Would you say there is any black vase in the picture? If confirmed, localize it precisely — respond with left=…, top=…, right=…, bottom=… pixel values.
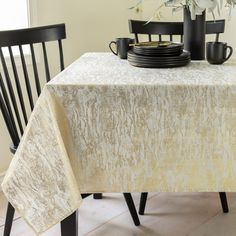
left=184, top=7, right=206, bottom=60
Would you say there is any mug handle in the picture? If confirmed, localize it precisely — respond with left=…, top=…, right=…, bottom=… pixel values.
left=109, top=41, right=118, bottom=55
left=225, top=46, right=233, bottom=62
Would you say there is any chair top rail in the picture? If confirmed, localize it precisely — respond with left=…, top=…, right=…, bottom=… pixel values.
left=206, top=20, right=225, bottom=34
left=0, top=23, right=66, bottom=47
left=129, top=19, right=225, bottom=36
left=129, top=20, right=183, bottom=35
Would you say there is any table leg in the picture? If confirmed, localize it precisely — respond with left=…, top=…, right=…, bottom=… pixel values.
left=123, top=193, right=140, bottom=226
left=93, top=193, right=103, bottom=199
left=219, top=192, right=229, bottom=213
left=139, top=192, right=148, bottom=215
left=61, top=210, right=78, bottom=236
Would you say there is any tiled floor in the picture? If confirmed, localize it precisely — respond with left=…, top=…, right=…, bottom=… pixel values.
left=1, top=192, right=236, bottom=236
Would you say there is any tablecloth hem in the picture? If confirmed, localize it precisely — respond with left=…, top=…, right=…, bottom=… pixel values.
left=2, top=193, right=82, bottom=235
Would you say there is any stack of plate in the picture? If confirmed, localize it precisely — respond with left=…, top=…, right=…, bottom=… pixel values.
left=128, top=41, right=191, bottom=68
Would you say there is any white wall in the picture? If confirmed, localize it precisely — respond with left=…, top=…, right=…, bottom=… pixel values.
left=34, top=0, right=140, bottom=65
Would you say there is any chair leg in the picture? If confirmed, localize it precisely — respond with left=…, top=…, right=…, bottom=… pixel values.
left=61, top=210, right=78, bottom=236
left=93, top=193, right=103, bottom=199
left=139, top=192, right=148, bottom=215
left=219, top=192, right=229, bottom=213
left=123, top=193, right=140, bottom=226
left=3, top=202, right=15, bottom=236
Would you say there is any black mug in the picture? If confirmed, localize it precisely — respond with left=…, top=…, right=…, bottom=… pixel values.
left=206, top=42, right=233, bottom=65
left=109, top=38, right=134, bottom=59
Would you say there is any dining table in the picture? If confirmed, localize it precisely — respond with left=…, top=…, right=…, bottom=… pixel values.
left=2, top=52, right=236, bottom=235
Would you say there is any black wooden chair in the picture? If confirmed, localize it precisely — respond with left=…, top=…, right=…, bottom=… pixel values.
left=129, top=19, right=225, bottom=43
left=0, top=24, right=140, bottom=236
left=0, top=23, right=66, bottom=236
left=129, top=19, right=229, bottom=216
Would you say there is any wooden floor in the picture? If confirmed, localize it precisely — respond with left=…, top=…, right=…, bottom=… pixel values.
left=1, top=192, right=236, bottom=235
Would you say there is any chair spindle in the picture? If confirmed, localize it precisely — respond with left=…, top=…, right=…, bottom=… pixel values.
left=0, top=76, right=21, bottom=141
left=8, top=46, right=28, bottom=126
left=0, top=48, right=23, bottom=135
left=30, top=44, right=41, bottom=97
left=42, top=42, right=51, bottom=82
left=135, top=33, right=139, bottom=43
left=0, top=91, right=19, bottom=146
left=58, top=40, right=65, bottom=71
left=19, top=45, right=34, bottom=111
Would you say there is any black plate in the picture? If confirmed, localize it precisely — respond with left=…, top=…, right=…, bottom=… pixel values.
left=128, top=60, right=190, bottom=68
left=128, top=59, right=190, bottom=66
left=133, top=42, right=184, bottom=57
left=128, top=54, right=190, bottom=62
left=128, top=50, right=190, bottom=62
left=133, top=51, right=183, bottom=57
left=128, top=49, right=191, bottom=68
left=129, top=60, right=190, bottom=68
left=128, top=55, right=190, bottom=62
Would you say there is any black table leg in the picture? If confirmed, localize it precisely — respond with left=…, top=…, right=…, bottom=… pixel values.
left=93, top=193, right=103, bottom=199
left=219, top=192, right=229, bottom=213
left=123, top=193, right=140, bottom=226
left=139, top=192, right=148, bottom=215
left=61, top=210, right=78, bottom=236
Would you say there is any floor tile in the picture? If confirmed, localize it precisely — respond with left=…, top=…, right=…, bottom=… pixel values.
left=0, top=217, right=61, bottom=236
left=78, top=192, right=157, bottom=236
left=0, top=193, right=157, bottom=236
left=189, top=199, right=236, bottom=236
left=0, top=218, right=32, bottom=236
left=86, top=193, right=229, bottom=236
left=0, top=192, right=235, bottom=236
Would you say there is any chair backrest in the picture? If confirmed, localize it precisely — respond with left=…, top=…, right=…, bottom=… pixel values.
left=129, top=19, right=225, bottom=43
left=0, top=23, right=66, bottom=148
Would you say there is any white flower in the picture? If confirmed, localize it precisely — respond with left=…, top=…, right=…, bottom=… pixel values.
left=189, top=0, right=218, bottom=19
left=140, top=0, right=236, bottom=19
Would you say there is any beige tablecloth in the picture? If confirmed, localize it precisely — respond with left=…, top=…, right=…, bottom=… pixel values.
left=3, top=53, right=236, bottom=234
